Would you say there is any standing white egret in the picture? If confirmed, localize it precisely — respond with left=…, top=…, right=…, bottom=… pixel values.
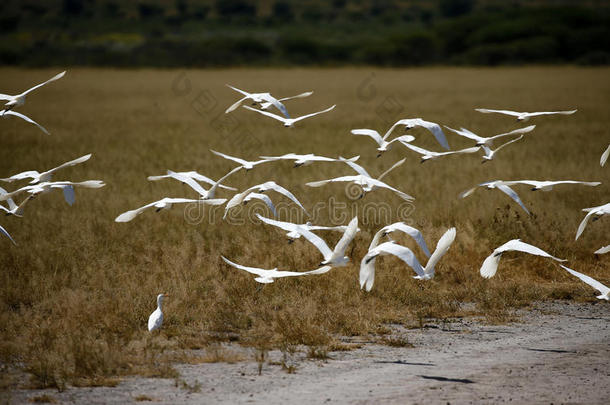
left=148, top=171, right=236, bottom=191
left=0, top=71, right=66, bottom=110
left=360, top=227, right=456, bottom=291
left=148, top=294, right=168, bottom=332
left=225, top=85, right=289, bottom=117
left=459, top=180, right=530, bottom=215
left=210, top=150, right=272, bottom=171
left=221, top=256, right=331, bottom=284
left=475, top=108, right=577, bottom=122
left=259, top=153, right=359, bottom=167
left=306, top=158, right=414, bottom=201
left=0, top=224, right=16, bottom=245
left=600, top=144, right=610, bottom=167
left=224, top=181, right=308, bottom=219
left=560, top=265, right=609, bottom=300
left=479, top=239, right=566, bottom=279
left=1, top=153, right=92, bottom=184
left=575, top=202, right=610, bottom=240
left=243, top=104, right=335, bottom=127
left=256, top=213, right=355, bottom=243
left=1, top=110, right=49, bottom=135
left=444, top=125, right=535, bottom=147
left=115, top=197, right=226, bottom=223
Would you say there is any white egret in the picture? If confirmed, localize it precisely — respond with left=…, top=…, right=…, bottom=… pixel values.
left=1, top=110, right=49, bottom=135
left=259, top=153, right=359, bottom=168
left=115, top=197, right=226, bottom=223
left=225, top=85, right=289, bottom=117
left=479, top=239, right=566, bottom=279
left=256, top=213, right=355, bottom=243
left=242, top=104, right=335, bottom=127
left=601, top=144, right=610, bottom=167
left=575, top=202, right=610, bottom=240
left=350, top=125, right=416, bottom=157
left=156, top=167, right=240, bottom=200
left=224, top=181, right=308, bottom=219
left=398, top=140, right=481, bottom=163
left=148, top=293, right=168, bottom=332
left=306, top=158, right=414, bottom=201
left=459, top=180, right=530, bottom=215
left=148, top=171, right=236, bottom=191
left=221, top=256, right=331, bottom=284
left=360, top=227, right=456, bottom=291
left=475, top=108, right=577, bottom=122
left=444, top=125, right=535, bottom=147
left=0, top=224, right=16, bottom=245
left=0, top=71, right=66, bottom=110
left=242, top=192, right=277, bottom=217
left=560, top=265, right=609, bottom=300
left=1, top=153, right=92, bottom=184
left=0, top=180, right=105, bottom=203
left=210, top=150, right=272, bottom=171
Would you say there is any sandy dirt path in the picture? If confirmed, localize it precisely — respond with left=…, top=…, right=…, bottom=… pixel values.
left=6, top=301, right=609, bottom=404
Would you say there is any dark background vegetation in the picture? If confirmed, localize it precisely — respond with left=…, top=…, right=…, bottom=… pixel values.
left=0, top=0, right=609, bottom=67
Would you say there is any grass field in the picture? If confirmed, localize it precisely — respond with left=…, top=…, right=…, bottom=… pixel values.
left=0, top=67, right=608, bottom=389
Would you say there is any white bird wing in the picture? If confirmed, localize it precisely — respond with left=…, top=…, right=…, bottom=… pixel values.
left=475, top=108, right=521, bottom=117
left=278, top=91, right=314, bottom=102
left=292, top=105, right=336, bottom=123
left=525, top=110, right=577, bottom=117
left=20, top=71, right=66, bottom=97
left=576, top=209, right=597, bottom=240
left=561, top=265, right=610, bottom=297
left=42, top=153, right=92, bottom=179
left=0, top=93, right=13, bottom=101
left=398, top=118, right=449, bottom=150
left=305, top=175, right=361, bottom=188
left=377, top=158, right=406, bottom=182
left=210, top=150, right=248, bottom=166
left=398, top=140, right=435, bottom=157
left=243, top=105, right=287, bottom=123
left=3, top=111, right=49, bottom=134
left=208, top=166, right=242, bottom=198
left=62, top=185, right=75, bottom=206
left=256, top=213, right=302, bottom=234
left=499, top=239, right=566, bottom=261
left=488, top=125, right=536, bottom=142
left=297, top=227, right=334, bottom=260
left=222, top=255, right=271, bottom=277
left=13, top=194, right=34, bottom=216
left=340, top=157, right=371, bottom=177
left=0, top=224, right=16, bottom=245
left=115, top=200, right=162, bottom=222
left=601, top=144, right=610, bottom=167
left=435, top=146, right=481, bottom=158
left=330, top=216, right=359, bottom=260
left=245, top=193, right=277, bottom=217
left=423, top=227, right=456, bottom=277
left=491, top=134, right=524, bottom=153
left=479, top=251, right=502, bottom=279
left=166, top=170, right=210, bottom=197
left=115, top=198, right=219, bottom=222
left=258, top=181, right=308, bottom=215
left=225, top=95, right=249, bottom=113
left=0, top=187, right=16, bottom=211
left=364, top=177, right=414, bottom=201
left=444, top=125, right=484, bottom=142
left=594, top=245, right=610, bottom=255
left=260, top=94, right=290, bottom=118
left=386, top=222, right=431, bottom=257
left=0, top=170, right=41, bottom=183
left=351, top=129, right=384, bottom=147
left=496, top=184, right=531, bottom=215
left=373, top=242, right=425, bottom=278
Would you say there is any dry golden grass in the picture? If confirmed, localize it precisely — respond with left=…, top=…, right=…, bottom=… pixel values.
left=0, top=67, right=608, bottom=389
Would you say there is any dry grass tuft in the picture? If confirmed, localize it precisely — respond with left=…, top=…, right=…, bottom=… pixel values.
left=0, top=67, right=608, bottom=387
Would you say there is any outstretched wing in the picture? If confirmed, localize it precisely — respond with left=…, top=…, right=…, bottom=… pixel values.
left=21, top=71, right=66, bottom=97
left=496, top=184, right=530, bottom=215
left=561, top=265, right=610, bottom=297
left=423, top=227, right=456, bottom=277
left=292, top=105, right=336, bottom=123
left=351, top=129, right=384, bottom=147
left=0, top=224, right=16, bottom=245
left=377, top=158, right=406, bottom=181
left=243, top=105, right=287, bottom=123
left=210, top=150, right=247, bottom=166
left=331, top=216, right=359, bottom=259
left=601, top=144, right=610, bottom=167
left=475, top=108, right=521, bottom=117
left=259, top=182, right=308, bottom=215
left=3, top=111, right=49, bottom=135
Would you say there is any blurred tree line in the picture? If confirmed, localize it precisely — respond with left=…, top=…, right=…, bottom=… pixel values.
left=0, top=0, right=608, bottom=67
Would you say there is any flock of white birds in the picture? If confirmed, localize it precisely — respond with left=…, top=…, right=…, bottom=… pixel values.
left=0, top=72, right=608, bottom=333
